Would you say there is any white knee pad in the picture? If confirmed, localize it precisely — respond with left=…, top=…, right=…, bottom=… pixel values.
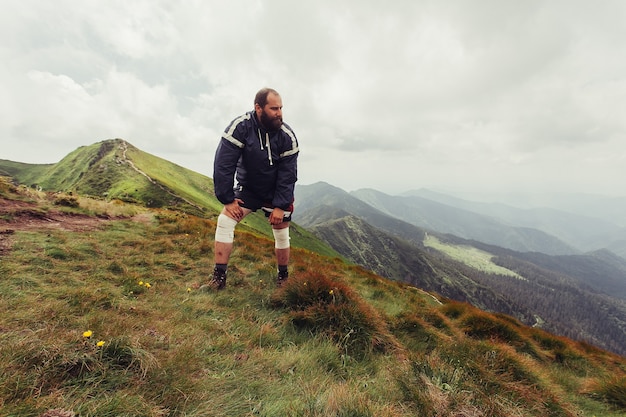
left=272, top=226, right=290, bottom=249
left=215, top=213, right=238, bottom=243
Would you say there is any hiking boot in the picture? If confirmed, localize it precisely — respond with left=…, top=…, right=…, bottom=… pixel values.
left=277, top=270, right=289, bottom=287
left=201, top=267, right=227, bottom=291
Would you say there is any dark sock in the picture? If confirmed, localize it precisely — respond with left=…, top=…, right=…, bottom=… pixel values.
left=278, top=265, right=288, bottom=276
left=215, top=264, right=227, bottom=273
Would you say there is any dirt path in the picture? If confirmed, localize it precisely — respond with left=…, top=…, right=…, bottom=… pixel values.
left=0, top=197, right=125, bottom=256
left=118, top=140, right=203, bottom=212
left=1, top=198, right=111, bottom=232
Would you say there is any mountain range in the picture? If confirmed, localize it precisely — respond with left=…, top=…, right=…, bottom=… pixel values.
left=293, top=182, right=626, bottom=355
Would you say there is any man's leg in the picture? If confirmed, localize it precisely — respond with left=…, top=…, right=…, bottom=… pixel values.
left=214, top=241, right=233, bottom=265
left=208, top=207, right=251, bottom=290
left=272, top=221, right=290, bottom=285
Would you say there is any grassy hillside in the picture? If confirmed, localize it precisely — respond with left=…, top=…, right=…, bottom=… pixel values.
left=2, top=179, right=626, bottom=417
left=20, top=139, right=219, bottom=215
left=0, top=159, right=53, bottom=186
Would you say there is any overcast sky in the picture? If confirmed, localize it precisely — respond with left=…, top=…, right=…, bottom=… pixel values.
left=2, top=1, right=625, bottom=198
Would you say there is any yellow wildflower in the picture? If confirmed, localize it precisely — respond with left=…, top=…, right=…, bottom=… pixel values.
left=329, top=290, right=334, bottom=295
left=83, top=330, right=93, bottom=338
left=138, top=281, right=144, bottom=286
left=145, top=282, right=151, bottom=288
left=187, top=287, right=191, bottom=293
left=97, top=340, right=106, bottom=347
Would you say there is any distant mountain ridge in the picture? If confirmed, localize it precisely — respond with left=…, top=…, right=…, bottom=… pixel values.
left=351, top=187, right=577, bottom=256
left=406, top=188, right=626, bottom=227
left=296, top=182, right=427, bottom=247
left=404, top=188, right=626, bottom=258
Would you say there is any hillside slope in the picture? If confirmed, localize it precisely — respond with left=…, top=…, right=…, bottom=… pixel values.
left=309, top=214, right=533, bottom=318
left=297, top=182, right=626, bottom=356
left=14, top=139, right=220, bottom=215
left=1, top=178, right=626, bottom=417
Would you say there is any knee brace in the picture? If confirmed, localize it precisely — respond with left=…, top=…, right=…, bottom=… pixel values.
left=272, top=226, right=290, bottom=249
left=215, top=213, right=238, bottom=243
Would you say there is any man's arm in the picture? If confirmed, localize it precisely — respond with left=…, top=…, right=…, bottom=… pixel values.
left=272, top=152, right=298, bottom=210
left=272, top=126, right=299, bottom=210
left=213, top=138, right=242, bottom=205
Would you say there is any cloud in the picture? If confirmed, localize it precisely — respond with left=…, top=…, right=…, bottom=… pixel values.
left=1, top=0, right=626, bottom=197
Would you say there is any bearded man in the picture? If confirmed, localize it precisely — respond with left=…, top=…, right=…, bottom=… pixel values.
left=208, top=88, right=299, bottom=290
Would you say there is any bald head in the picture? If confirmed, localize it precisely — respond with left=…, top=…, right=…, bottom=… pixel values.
left=254, top=87, right=280, bottom=108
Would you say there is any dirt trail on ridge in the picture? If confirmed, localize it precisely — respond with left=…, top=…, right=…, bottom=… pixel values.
left=0, top=197, right=150, bottom=256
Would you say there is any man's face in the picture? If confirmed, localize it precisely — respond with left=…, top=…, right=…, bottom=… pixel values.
left=257, top=93, right=283, bottom=131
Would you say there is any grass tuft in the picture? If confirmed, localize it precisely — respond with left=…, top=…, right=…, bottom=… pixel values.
left=461, top=310, right=523, bottom=344
left=271, top=272, right=398, bottom=359
left=594, top=376, right=626, bottom=408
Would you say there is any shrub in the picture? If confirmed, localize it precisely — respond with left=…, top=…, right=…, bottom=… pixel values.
left=422, top=310, right=451, bottom=332
left=391, top=313, right=439, bottom=352
left=54, top=194, right=79, bottom=208
left=271, top=272, right=397, bottom=358
left=531, top=329, right=567, bottom=351
left=439, top=301, right=469, bottom=319
left=461, top=311, right=522, bottom=344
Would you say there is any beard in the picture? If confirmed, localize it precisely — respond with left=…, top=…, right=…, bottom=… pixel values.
left=260, top=110, right=283, bottom=131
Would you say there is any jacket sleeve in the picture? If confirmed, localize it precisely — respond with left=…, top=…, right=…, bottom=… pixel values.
left=272, top=128, right=299, bottom=209
left=213, top=136, right=243, bottom=205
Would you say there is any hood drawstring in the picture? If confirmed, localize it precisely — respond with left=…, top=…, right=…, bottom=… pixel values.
left=257, top=129, right=274, bottom=166
left=266, top=133, right=273, bottom=166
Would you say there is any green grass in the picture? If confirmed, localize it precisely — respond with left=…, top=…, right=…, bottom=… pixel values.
left=37, top=142, right=111, bottom=192
left=0, top=159, right=53, bottom=186
left=2, top=185, right=626, bottom=416
left=126, top=145, right=222, bottom=213
left=424, top=234, right=524, bottom=278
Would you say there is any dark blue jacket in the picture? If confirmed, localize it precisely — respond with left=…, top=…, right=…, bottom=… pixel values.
left=213, top=111, right=299, bottom=210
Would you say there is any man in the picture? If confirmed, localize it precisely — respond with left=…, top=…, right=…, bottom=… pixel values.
left=208, top=87, right=299, bottom=290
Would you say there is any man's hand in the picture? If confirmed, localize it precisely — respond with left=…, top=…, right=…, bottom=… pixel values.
left=225, top=199, right=245, bottom=221
left=269, top=207, right=285, bottom=225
